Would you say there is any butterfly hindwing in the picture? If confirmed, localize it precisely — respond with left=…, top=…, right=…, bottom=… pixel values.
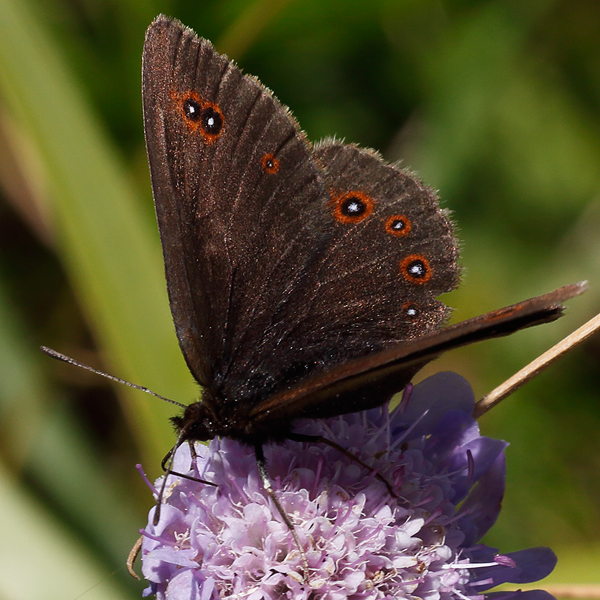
left=310, top=142, right=459, bottom=342
left=243, top=141, right=462, bottom=403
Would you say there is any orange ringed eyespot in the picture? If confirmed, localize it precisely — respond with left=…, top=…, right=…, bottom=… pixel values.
left=385, top=215, right=411, bottom=237
left=400, top=255, right=432, bottom=284
left=173, top=90, right=225, bottom=143
left=183, top=96, right=202, bottom=121
left=200, top=104, right=223, bottom=137
left=261, top=153, right=280, bottom=174
left=402, top=302, right=419, bottom=318
left=331, top=190, right=375, bottom=224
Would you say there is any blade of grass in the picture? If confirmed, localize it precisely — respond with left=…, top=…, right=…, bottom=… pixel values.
left=0, top=462, right=139, bottom=600
left=0, top=0, right=197, bottom=468
left=0, top=273, right=146, bottom=573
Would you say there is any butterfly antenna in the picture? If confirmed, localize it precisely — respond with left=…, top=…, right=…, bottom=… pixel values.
left=254, top=444, right=310, bottom=581
left=40, top=346, right=186, bottom=408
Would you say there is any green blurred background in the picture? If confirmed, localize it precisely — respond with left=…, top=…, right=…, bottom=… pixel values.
left=0, top=0, right=599, bottom=598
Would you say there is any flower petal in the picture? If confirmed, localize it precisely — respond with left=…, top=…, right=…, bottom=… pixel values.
left=469, top=547, right=557, bottom=588
left=392, top=371, right=475, bottom=436
left=459, top=451, right=506, bottom=544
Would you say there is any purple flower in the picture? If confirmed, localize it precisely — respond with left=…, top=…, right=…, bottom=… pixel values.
left=139, top=372, right=556, bottom=600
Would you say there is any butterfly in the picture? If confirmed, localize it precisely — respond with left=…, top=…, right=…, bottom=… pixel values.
left=141, top=15, right=584, bottom=456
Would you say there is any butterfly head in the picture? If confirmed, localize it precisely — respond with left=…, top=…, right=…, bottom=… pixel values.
left=171, top=394, right=294, bottom=446
left=171, top=401, right=215, bottom=443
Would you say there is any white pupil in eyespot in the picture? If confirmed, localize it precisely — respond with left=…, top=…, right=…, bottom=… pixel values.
left=347, top=202, right=360, bottom=213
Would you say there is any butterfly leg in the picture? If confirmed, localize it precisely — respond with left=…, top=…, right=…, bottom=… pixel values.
left=154, top=441, right=217, bottom=525
left=159, top=443, right=217, bottom=485
left=254, top=444, right=310, bottom=580
left=287, top=432, right=398, bottom=498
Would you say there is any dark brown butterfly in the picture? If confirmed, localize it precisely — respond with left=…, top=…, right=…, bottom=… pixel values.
left=141, top=15, right=584, bottom=456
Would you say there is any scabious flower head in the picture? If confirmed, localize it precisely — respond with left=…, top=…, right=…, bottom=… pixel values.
left=139, top=372, right=557, bottom=600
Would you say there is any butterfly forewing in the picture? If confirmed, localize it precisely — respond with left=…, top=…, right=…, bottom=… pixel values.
left=143, top=17, right=330, bottom=403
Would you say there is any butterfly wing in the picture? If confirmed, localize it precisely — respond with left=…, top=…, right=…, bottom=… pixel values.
left=143, top=16, right=329, bottom=396
left=308, top=141, right=459, bottom=342
left=144, top=17, right=581, bottom=440
left=250, top=282, right=587, bottom=423
left=143, top=17, right=462, bottom=417
left=228, top=141, right=461, bottom=404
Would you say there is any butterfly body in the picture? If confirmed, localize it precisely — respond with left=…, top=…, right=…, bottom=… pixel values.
left=142, top=15, right=584, bottom=449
